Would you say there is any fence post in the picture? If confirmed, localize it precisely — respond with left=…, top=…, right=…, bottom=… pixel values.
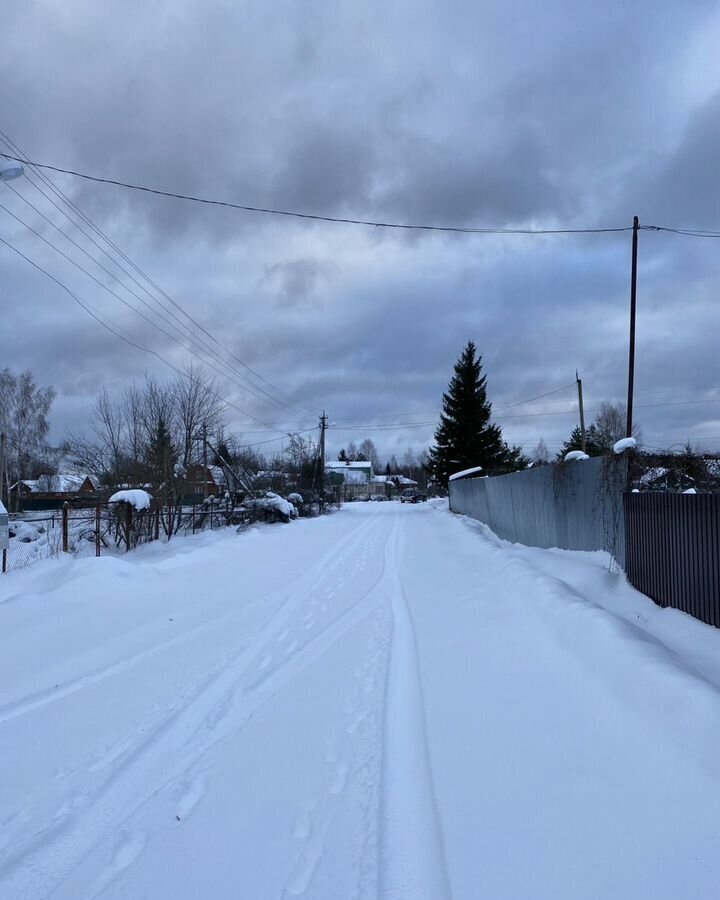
left=154, top=505, right=160, bottom=541
left=2, top=548, right=6, bottom=574
left=62, top=502, right=69, bottom=553
left=125, top=502, right=132, bottom=552
left=95, top=504, right=101, bottom=557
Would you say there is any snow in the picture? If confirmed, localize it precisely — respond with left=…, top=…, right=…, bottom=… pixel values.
left=108, top=489, right=152, bottom=510
left=2, top=503, right=720, bottom=899
left=564, top=450, right=590, bottom=461
left=613, top=436, right=637, bottom=454
left=448, top=465, right=483, bottom=481
left=287, top=492, right=304, bottom=504
left=683, top=487, right=698, bottom=494
left=326, top=461, right=373, bottom=470
left=244, top=491, right=297, bottom=518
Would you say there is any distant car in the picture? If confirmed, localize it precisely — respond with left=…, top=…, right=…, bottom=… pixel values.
left=400, top=488, right=427, bottom=503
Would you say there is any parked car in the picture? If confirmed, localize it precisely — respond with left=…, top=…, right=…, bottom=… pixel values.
left=400, top=488, right=427, bottom=503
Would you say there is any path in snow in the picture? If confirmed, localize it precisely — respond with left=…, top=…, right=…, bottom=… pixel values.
left=2, top=502, right=720, bottom=899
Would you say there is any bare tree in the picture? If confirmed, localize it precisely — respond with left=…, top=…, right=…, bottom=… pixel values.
left=174, top=365, right=223, bottom=467
left=358, top=438, right=380, bottom=472
left=594, top=402, right=641, bottom=450
left=532, top=438, right=550, bottom=465
left=0, top=368, right=56, bottom=505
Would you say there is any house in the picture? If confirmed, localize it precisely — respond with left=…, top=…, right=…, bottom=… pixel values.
left=10, top=473, right=101, bottom=510
left=183, top=463, right=227, bottom=500
left=325, top=460, right=374, bottom=500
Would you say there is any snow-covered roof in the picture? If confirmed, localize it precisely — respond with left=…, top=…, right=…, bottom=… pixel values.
left=12, top=474, right=97, bottom=493
left=326, top=461, right=372, bottom=470
left=449, top=466, right=484, bottom=482
left=395, top=476, right=418, bottom=485
left=208, top=465, right=226, bottom=485
left=109, top=489, right=152, bottom=510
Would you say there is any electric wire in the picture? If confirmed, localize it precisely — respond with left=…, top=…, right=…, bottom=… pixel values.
left=0, top=230, right=305, bottom=430
left=0, top=152, right=633, bottom=235
left=2, top=181, right=314, bottom=420
left=0, top=132, right=318, bottom=419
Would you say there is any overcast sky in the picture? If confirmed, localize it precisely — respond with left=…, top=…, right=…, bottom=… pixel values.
left=2, top=0, right=720, bottom=462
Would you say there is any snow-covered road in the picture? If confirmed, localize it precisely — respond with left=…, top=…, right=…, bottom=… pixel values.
left=2, top=502, right=720, bottom=899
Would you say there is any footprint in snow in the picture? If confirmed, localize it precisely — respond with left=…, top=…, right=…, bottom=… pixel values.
left=328, top=761, right=349, bottom=795
left=176, top=774, right=207, bottom=821
left=89, top=830, right=146, bottom=897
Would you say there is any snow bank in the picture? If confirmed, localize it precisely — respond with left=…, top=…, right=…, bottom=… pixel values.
left=613, top=437, right=637, bottom=454
left=109, top=489, right=152, bottom=510
left=449, top=466, right=483, bottom=482
left=564, top=450, right=589, bottom=461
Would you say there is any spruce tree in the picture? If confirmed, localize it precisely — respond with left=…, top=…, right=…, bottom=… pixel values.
left=557, top=424, right=604, bottom=459
left=146, top=415, right=178, bottom=487
left=429, top=341, right=522, bottom=487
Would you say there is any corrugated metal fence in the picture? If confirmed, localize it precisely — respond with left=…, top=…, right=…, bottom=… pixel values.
left=449, top=456, right=627, bottom=564
left=450, top=460, right=720, bottom=627
left=624, top=492, right=720, bottom=627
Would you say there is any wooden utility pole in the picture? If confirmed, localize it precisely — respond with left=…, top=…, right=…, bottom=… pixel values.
left=576, top=371, right=587, bottom=454
left=0, top=432, right=6, bottom=510
left=626, top=216, right=640, bottom=438
left=319, top=411, right=328, bottom=506
left=202, top=423, right=208, bottom=499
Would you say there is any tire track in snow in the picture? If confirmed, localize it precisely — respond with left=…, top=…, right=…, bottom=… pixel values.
left=0, top=513, right=390, bottom=900
left=378, top=512, right=452, bottom=900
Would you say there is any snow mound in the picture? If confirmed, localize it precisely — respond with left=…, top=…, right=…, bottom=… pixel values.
left=613, top=437, right=637, bottom=454
left=683, top=488, right=698, bottom=494
left=564, top=450, right=590, bottom=461
left=449, top=466, right=484, bottom=482
left=244, top=492, right=297, bottom=519
left=288, top=492, right=304, bottom=505
left=109, top=489, right=152, bottom=510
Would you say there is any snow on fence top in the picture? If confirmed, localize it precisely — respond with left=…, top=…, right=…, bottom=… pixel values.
left=613, top=437, right=637, bottom=454
left=449, top=466, right=484, bottom=482
left=564, top=450, right=590, bottom=461
left=108, top=489, right=152, bottom=510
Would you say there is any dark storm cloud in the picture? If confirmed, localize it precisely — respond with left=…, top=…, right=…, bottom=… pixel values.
left=2, top=0, right=720, bottom=457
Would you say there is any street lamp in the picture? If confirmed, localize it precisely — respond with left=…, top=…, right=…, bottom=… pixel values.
left=0, top=159, right=24, bottom=181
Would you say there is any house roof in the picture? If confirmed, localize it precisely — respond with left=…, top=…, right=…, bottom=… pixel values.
left=11, top=474, right=98, bottom=493
left=326, top=461, right=372, bottom=470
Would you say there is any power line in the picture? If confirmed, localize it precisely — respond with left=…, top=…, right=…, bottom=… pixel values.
left=0, top=230, right=302, bottom=430
left=493, top=382, right=577, bottom=411
left=641, top=225, right=720, bottom=238
left=2, top=182, right=313, bottom=420
left=0, top=152, right=633, bottom=236
left=0, top=131, right=318, bottom=420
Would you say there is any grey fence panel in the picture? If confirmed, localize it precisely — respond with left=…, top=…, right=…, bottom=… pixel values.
left=624, top=492, right=720, bottom=627
left=449, top=456, right=627, bottom=562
